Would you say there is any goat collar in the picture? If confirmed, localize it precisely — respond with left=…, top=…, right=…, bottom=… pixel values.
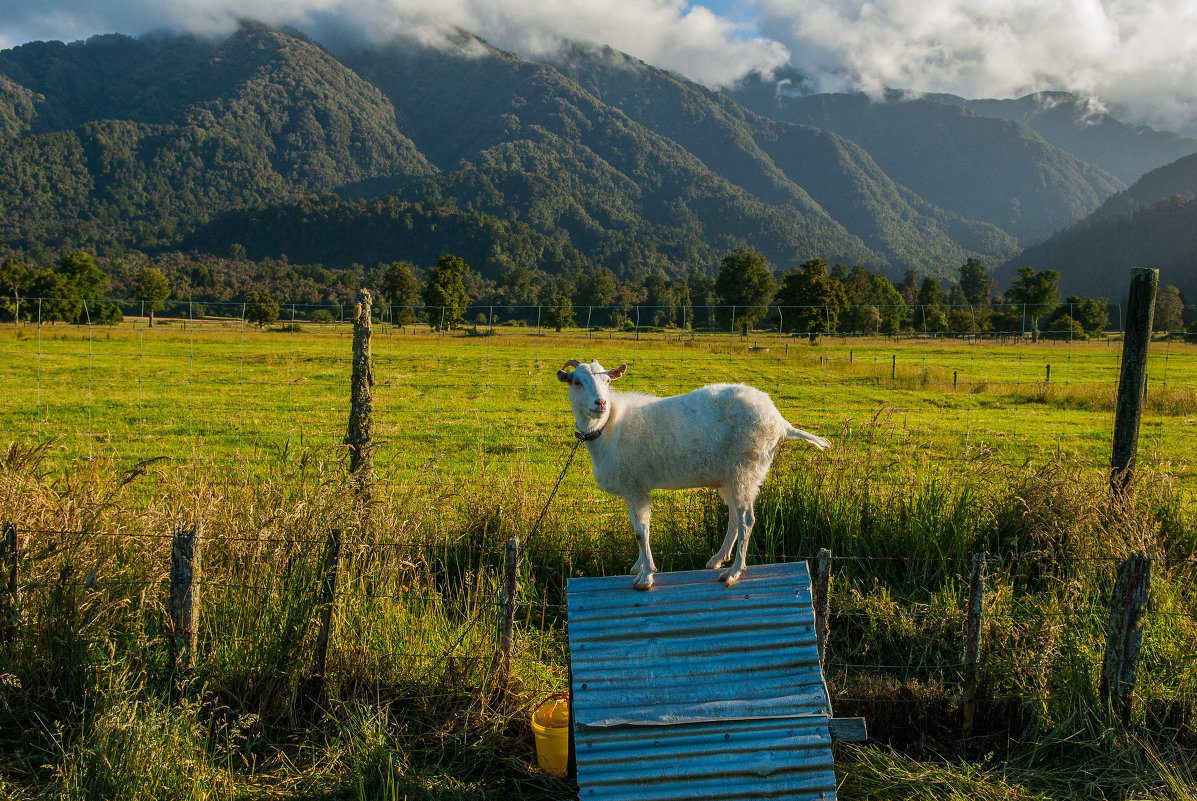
left=574, top=425, right=604, bottom=442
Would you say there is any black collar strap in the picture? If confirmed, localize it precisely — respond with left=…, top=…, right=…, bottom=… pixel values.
left=575, top=426, right=604, bottom=442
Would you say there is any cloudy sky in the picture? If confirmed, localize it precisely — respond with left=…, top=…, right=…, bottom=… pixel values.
left=2, top=0, right=1195, bottom=135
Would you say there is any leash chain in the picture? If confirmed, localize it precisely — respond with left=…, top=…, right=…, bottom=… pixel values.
left=528, top=437, right=584, bottom=539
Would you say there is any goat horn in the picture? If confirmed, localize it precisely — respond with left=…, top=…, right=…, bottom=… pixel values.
left=562, top=359, right=583, bottom=370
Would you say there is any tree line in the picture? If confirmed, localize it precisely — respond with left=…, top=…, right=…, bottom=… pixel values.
left=0, top=247, right=1191, bottom=337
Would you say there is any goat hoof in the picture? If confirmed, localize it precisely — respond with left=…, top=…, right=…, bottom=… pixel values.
left=705, top=555, right=728, bottom=569
left=629, top=559, right=644, bottom=577
left=718, top=567, right=743, bottom=586
left=632, top=572, right=655, bottom=590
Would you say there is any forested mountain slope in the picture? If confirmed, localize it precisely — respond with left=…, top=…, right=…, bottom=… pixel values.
left=729, top=76, right=1125, bottom=244
left=1001, top=152, right=1197, bottom=298
left=2, top=23, right=1187, bottom=288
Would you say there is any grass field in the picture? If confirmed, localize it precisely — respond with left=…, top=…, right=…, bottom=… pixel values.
left=3, top=316, right=1195, bottom=489
left=1, top=313, right=1197, bottom=799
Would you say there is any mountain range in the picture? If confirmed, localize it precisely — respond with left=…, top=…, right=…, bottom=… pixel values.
left=0, top=22, right=1195, bottom=298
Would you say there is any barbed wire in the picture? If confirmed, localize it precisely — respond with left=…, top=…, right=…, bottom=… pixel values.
left=13, top=525, right=1197, bottom=568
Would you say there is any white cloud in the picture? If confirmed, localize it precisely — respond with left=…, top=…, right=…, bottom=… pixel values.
left=0, top=0, right=790, bottom=87
left=754, top=0, right=1197, bottom=134
left=1, top=0, right=1194, bottom=134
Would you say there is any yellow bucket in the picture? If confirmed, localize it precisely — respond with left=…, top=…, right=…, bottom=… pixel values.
left=531, top=692, right=570, bottom=777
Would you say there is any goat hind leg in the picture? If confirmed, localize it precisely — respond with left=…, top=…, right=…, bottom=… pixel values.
left=706, top=490, right=738, bottom=570
left=719, top=505, right=756, bottom=587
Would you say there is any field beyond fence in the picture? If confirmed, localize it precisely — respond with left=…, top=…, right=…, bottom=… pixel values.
left=1, top=300, right=1197, bottom=799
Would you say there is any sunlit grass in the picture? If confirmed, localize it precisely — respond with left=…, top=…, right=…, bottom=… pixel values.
left=1, top=319, right=1197, bottom=798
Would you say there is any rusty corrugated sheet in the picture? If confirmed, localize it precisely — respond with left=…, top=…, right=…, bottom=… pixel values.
left=568, top=561, right=837, bottom=801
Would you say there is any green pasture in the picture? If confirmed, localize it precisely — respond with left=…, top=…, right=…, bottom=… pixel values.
left=3, top=318, right=1197, bottom=799
left=1, top=318, right=1195, bottom=505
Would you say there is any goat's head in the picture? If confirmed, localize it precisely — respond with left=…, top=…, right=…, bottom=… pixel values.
left=557, top=359, right=627, bottom=423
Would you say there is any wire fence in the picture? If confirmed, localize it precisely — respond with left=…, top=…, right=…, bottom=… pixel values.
left=1, top=299, right=1195, bottom=499
left=5, top=519, right=1196, bottom=750
left=2, top=294, right=1196, bottom=748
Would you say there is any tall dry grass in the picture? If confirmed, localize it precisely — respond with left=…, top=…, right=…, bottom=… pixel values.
left=0, top=435, right=1195, bottom=798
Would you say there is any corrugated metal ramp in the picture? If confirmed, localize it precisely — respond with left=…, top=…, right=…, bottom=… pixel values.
left=568, top=561, right=838, bottom=801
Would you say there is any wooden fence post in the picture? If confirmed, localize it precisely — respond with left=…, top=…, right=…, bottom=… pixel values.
left=499, top=538, right=520, bottom=685
left=347, top=289, right=375, bottom=495
left=891, top=354, right=897, bottom=380
left=2, top=523, right=20, bottom=645
left=1100, top=554, right=1152, bottom=725
left=170, top=525, right=202, bottom=673
left=963, top=552, right=986, bottom=737
left=814, top=549, right=831, bottom=668
left=1111, top=268, right=1158, bottom=492
left=311, top=528, right=343, bottom=693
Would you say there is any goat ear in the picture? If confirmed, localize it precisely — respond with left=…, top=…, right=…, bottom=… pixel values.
left=557, top=369, right=573, bottom=384
left=607, top=363, right=627, bottom=380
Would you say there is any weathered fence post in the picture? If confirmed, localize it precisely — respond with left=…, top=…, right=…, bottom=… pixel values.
left=2, top=523, right=20, bottom=645
left=1045, top=364, right=1051, bottom=385
left=1100, top=554, right=1152, bottom=725
left=347, top=289, right=375, bottom=496
left=891, top=354, right=897, bottom=380
left=962, top=552, right=986, bottom=737
left=170, top=524, right=202, bottom=673
left=1110, top=268, right=1158, bottom=492
left=311, top=528, right=343, bottom=695
left=498, top=538, right=521, bottom=686
left=814, top=549, right=831, bottom=668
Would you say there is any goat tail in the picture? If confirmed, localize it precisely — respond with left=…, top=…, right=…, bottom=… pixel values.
left=785, top=425, right=832, bottom=451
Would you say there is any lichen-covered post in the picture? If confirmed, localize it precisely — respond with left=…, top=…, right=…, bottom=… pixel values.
left=2, top=522, right=20, bottom=645
left=347, top=289, right=375, bottom=495
left=963, top=552, right=986, bottom=737
left=313, top=529, right=343, bottom=684
left=498, top=538, right=520, bottom=689
left=1100, top=554, right=1152, bottom=725
left=170, top=524, right=202, bottom=674
left=1111, top=268, right=1158, bottom=492
left=814, top=548, right=831, bottom=668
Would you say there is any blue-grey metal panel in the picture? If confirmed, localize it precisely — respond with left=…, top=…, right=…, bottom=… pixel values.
left=568, top=562, right=837, bottom=801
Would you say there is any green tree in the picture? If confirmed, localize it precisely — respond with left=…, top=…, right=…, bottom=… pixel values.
left=245, top=290, right=280, bottom=329
left=644, top=270, right=677, bottom=327
left=837, top=265, right=908, bottom=333
left=57, top=250, right=108, bottom=303
left=576, top=267, right=617, bottom=309
left=1004, top=267, right=1061, bottom=341
left=422, top=253, right=470, bottom=330
left=1045, top=314, right=1085, bottom=340
left=1053, top=296, right=1109, bottom=334
left=134, top=267, right=170, bottom=328
left=27, top=269, right=79, bottom=324
left=686, top=269, right=717, bottom=331
left=958, top=258, right=995, bottom=305
left=1155, top=285, right=1185, bottom=332
left=716, top=246, right=776, bottom=333
left=897, top=268, right=920, bottom=305
left=915, top=277, right=948, bottom=331
left=0, top=257, right=26, bottom=322
left=380, top=260, right=421, bottom=327
left=543, top=281, right=576, bottom=333
left=775, top=259, right=848, bottom=341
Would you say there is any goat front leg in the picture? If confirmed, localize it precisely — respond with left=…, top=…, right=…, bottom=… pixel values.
left=626, top=496, right=657, bottom=590
left=719, top=505, right=756, bottom=587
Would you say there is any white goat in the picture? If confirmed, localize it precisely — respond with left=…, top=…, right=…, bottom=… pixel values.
left=558, top=359, right=830, bottom=590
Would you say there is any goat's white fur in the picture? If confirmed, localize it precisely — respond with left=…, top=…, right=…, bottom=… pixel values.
left=558, top=359, right=830, bottom=590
